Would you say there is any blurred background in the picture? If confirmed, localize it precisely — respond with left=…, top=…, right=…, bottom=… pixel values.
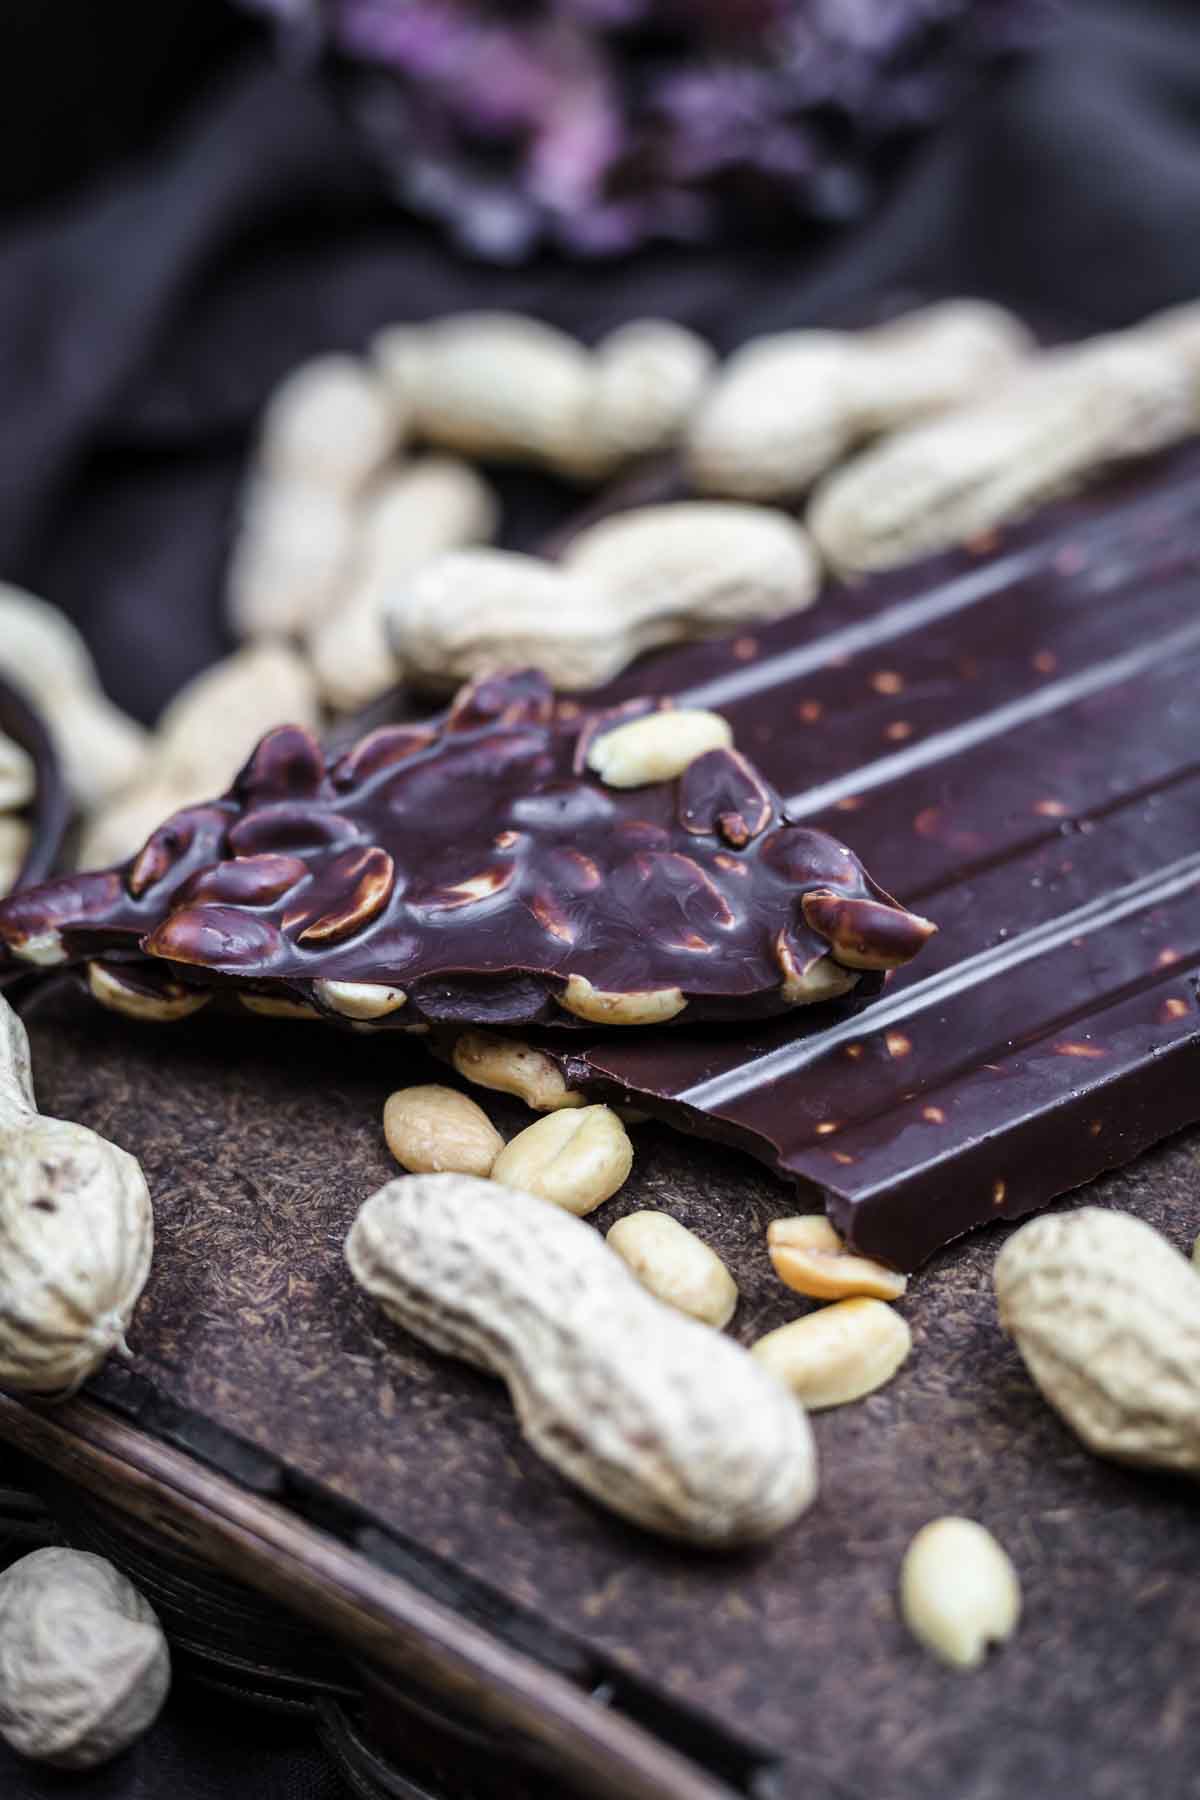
left=3, top=0, right=1200, bottom=1793
left=1, top=0, right=1198, bottom=727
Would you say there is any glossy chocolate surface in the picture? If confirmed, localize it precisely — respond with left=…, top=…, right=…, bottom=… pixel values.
left=536, top=445, right=1200, bottom=1266
left=0, top=669, right=929, bottom=1029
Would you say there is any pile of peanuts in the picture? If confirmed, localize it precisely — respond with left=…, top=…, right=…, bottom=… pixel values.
left=378, top=1037, right=1024, bottom=1670
left=382, top=1034, right=913, bottom=1409
left=4, top=294, right=1199, bottom=888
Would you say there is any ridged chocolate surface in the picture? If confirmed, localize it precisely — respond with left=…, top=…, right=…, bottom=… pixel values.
left=0, top=670, right=930, bottom=1029
left=541, top=446, right=1200, bottom=1267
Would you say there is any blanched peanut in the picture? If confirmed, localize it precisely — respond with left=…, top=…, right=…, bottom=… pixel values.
left=900, top=1517, right=1021, bottom=1670
left=586, top=709, right=732, bottom=789
left=451, top=1031, right=584, bottom=1111
left=490, top=1105, right=632, bottom=1215
left=751, top=1297, right=911, bottom=1409
left=383, top=1086, right=504, bottom=1178
left=767, top=1215, right=907, bottom=1301
left=607, top=1213, right=737, bottom=1328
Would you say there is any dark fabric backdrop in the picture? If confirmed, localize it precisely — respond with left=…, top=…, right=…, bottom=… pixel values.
left=2, top=0, right=1199, bottom=1791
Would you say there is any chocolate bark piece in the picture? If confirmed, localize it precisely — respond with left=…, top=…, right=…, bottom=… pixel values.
left=0, top=670, right=932, bottom=1030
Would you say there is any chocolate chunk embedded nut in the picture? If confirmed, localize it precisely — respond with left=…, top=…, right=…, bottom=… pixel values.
left=86, top=963, right=211, bottom=1024
left=314, top=980, right=408, bottom=1021
left=557, top=975, right=688, bottom=1027
left=801, top=889, right=936, bottom=971
left=586, top=708, right=733, bottom=789
left=0, top=669, right=933, bottom=1031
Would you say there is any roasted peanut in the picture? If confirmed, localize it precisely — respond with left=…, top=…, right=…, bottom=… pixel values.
left=390, top=500, right=817, bottom=695
left=900, top=1517, right=1021, bottom=1671
left=226, top=477, right=358, bottom=640
left=607, top=1212, right=737, bottom=1328
left=767, top=1215, right=908, bottom=1301
left=0, top=995, right=153, bottom=1396
left=387, top=550, right=623, bottom=692
left=0, top=1549, right=170, bottom=1768
left=751, top=1297, right=912, bottom=1409
left=345, top=1172, right=818, bottom=1543
left=561, top=501, right=820, bottom=631
left=372, top=312, right=712, bottom=480
left=808, top=335, right=1195, bottom=574
left=584, top=319, right=715, bottom=471
left=308, top=457, right=500, bottom=709
left=0, top=817, right=31, bottom=895
left=383, top=1085, right=504, bottom=1178
left=995, top=1207, right=1200, bottom=1476
left=0, top=584, right=148, bottom=812
left=0, top=733, right=34, bottom=813
left=490, top=1105, right=632, bottom=1215
left=688, top=299, right=1032, bottom=500
left=256, top=353, right=402, bottom=493
left=78, top=644, right=320, bottom=869
left=451, top=1031, right=584, bottom=1111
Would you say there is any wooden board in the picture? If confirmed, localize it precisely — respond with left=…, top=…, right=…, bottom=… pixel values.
left=4, top=975, right=1200, bottom=1800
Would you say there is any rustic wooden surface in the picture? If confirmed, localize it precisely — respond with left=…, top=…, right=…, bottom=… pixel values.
left=17, top=977, right=1200, bottom=1800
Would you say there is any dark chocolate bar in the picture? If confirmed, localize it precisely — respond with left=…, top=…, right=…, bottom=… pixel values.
left=532, top=446, right=1200, bottom=1268
left=0, top=670, right=931, bottom=1030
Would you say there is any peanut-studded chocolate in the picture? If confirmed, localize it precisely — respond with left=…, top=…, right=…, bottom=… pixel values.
left=0, top=670, right=933, bottom=1030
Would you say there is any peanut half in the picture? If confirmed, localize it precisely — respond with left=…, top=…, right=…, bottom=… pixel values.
left=767, top=1215, right=908, bottom=1302
left=899, top=1517, right=1021, bottom=1671
left=751, top=1297, right=911, bottom=1409
left=607, top=1212, right=738, bottom=1329
left=556, top=975, right=687, bottom=1027
left=451, top=1031, right=584, bottom=1111
left=585, top=707, right=733, bottom=789
left=383, top=1086, right=503, bottom=1179
left=490, top=1105, right=632, bottom=1216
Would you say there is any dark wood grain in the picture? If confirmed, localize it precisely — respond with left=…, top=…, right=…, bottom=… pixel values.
left=0, top=1391, right=737, bottom=1800
left=10, top=977, right=1200, bottom=1800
